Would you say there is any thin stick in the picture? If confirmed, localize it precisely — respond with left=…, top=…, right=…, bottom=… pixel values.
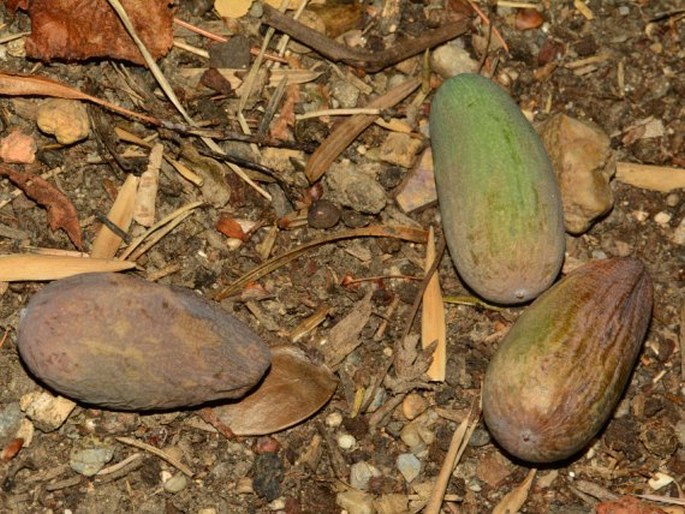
left=295, top=108, right=382, bottom=120
left=115, top=437, right=193, bottom=477
left=214, top=225, right=428, bottom=300
left=424, top=404, right=480, bottom=514
left=119, top=201, right=203, bottom=260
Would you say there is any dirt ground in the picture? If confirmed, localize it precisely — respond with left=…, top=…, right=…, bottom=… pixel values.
left=0, top=1, right=684, bottom=513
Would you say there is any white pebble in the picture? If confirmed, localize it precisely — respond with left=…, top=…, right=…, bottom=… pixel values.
left=654, top=211, right=672, bottom=225
left=325, top=412, right=343, bottom=428
left=337, top=433, right=356, bottom=450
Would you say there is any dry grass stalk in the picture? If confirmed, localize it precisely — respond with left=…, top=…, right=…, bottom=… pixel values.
left=91, top=174, right=139, bottom=259
left=115, top=437, right=193, bottom=477
left=0, top=254, right=135, bottom=281
left=422, top=226, right=446, bottom=381
left=120, top=201, right=203, bottom=261
left=424, top=405, right=480, bottom=514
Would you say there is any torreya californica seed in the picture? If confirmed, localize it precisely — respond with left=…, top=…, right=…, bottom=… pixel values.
left=482, top=258, right=653, bottom=463
left=17, top=272, right=271, bottom=411
left=430, top=73, right=565, bottom=304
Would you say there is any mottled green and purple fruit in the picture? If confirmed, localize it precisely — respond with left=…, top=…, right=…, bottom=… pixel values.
left=482, top=258, right=653, bottom=463
left=430, top=73, right=565, bottom=304
left=17, top=273, right=271, bottom=411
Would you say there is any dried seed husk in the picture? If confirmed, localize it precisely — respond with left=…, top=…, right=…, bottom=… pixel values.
left=482, top=258, right=653, bottom=463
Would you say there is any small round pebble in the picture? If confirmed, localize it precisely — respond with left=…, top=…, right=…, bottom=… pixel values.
left=336, top=433, right=356, bottom=450
left=307, top=199, right=341, bottom=229
left=325, top=412, right=343, bottom=428
left=163, top=473, right=188, bottom=494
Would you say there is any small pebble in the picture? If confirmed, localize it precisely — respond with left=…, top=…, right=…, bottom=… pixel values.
left=429, top=42, right=478, bottom=79
left=400, top=423, right=423, bottom=449
left=653, top=211, right=672, bottom=226
left=325, top=412, right=343, bottom=428
left=308, top=199, right=341, bottom=229
left=468, top=426, right=492, bottom=447
left=666, top=193, right=680, bottom=207
left=36, top=98, right=90, bottom=145
left=252, top=453, right=284, bottom=502
left=19, top=391, right=76, bottom=433
left=69, top=440, right=114, bottom=477
left=618, top=5, right=630, bottom=15
left=267, top=498, right=286, bottom=510
left=336, top=490, right=375, bottom=514
left=163, top=473, right=189, bottom=493
left=402, top=393, right=427, bottom=420
left=336, top=433, right=356, bottom=450
left=396, top=453, right=421, bottom=483
left=349, top=461, right=381, bottom=491
left=673, top=217, right=685, bottom=245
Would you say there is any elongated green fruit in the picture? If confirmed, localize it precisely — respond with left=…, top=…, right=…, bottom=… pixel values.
left=482, top=258, right=653, bottom=463
left=430, top=73, right=565, bottom=304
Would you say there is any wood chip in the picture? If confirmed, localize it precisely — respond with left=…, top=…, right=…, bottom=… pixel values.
left=133, top=143, right=163, bottom=227
left=615, top=162, right=685, bottom=192
left=324, top=291, right=372, bottom=367
left=492, top=468, right=537, bottom=514
left=91, top=174, right=139, bottom=259
left=422, top=227, right=446, bottom=381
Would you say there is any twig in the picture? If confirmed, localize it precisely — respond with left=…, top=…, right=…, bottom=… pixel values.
left=120, top=201, right=203, bottom=260
left=115, top=436, right=194, bottom=477
left=213, top=225, right=428, bottom=300
left=295, top=108, right=382, bottom=120
left=424, top=403, right=480, bottom=514
left=262, top=4, right=470, bottom=72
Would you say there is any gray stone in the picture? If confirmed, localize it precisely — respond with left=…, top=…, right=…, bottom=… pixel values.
left=349, top=461, right=381, bottom=491
left=396, top=453, right=421, bottom=483
left=70, top=439, right=115, bottom=477
left=163, top=473, right=189, bottom=493
left=326, top=161, right=387, bottom=214
left=330, top=78, right=360, bottom=109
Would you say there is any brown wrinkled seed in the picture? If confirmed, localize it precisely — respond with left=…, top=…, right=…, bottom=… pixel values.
left=17, top=273, right=271, bottom=411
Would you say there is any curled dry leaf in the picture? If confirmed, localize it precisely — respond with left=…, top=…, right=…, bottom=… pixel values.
left=10, top=0, right=174, bottom=64
left=0, top=165, right=83, bottom=250
left=212, top=345, right=338, bottom=436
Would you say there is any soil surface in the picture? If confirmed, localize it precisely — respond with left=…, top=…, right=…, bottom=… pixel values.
left=0, top=1, right=684, bottom=513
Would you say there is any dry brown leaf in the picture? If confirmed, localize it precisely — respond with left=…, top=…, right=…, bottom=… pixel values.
left=12, top=0, right=173, bottom=64
left=270, top=83, right=300, bottom=141
left=596, top=496, right=670, bottom=514
left=422, top=226, right=446, bottom=381
left=212, top=345, right=337, bottom=436
left=492, top=468, right=537, bottom=514
left=0, top=165, right=82, bottom=250
left=0, top=73, right=159, bottom=126
left=324, top=291, right=373, bottom=367
left=0, top=254, right=135, bottom=281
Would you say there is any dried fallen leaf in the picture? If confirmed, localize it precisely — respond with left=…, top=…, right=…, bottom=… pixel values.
left=324, top=291, right=373, bottom=367
left=0, top=73, right=159, bottom=126
left=11, top=0, right=173, bottom=64
left=0, top=254, right=135, bottom=282
left=0, top=165, right=82, bottom=249
left=596, top=496, right=669, bottom=514
left=492, top=468, right=537, bottom=514
left=212, top=345, right=338, bottom=436
left=91, top=174, right=139, bottom=259
left=422, top=227, right=446, bottom=381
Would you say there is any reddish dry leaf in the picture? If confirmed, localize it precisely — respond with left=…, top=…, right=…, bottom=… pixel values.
left=1, top=438, right=24, bottom=462
left=8, top=0, right=174, bottom=65
left=270, top=83, right=300, bottom=141
left=216, top=214, right=248, bottom=241
left=0, top=165, right=83, bottom=249
left=515, top=8, right=544, bottom=31
left=212, top=345, right=338, bottom=436
left=596, top=496, right=668, bottom=514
